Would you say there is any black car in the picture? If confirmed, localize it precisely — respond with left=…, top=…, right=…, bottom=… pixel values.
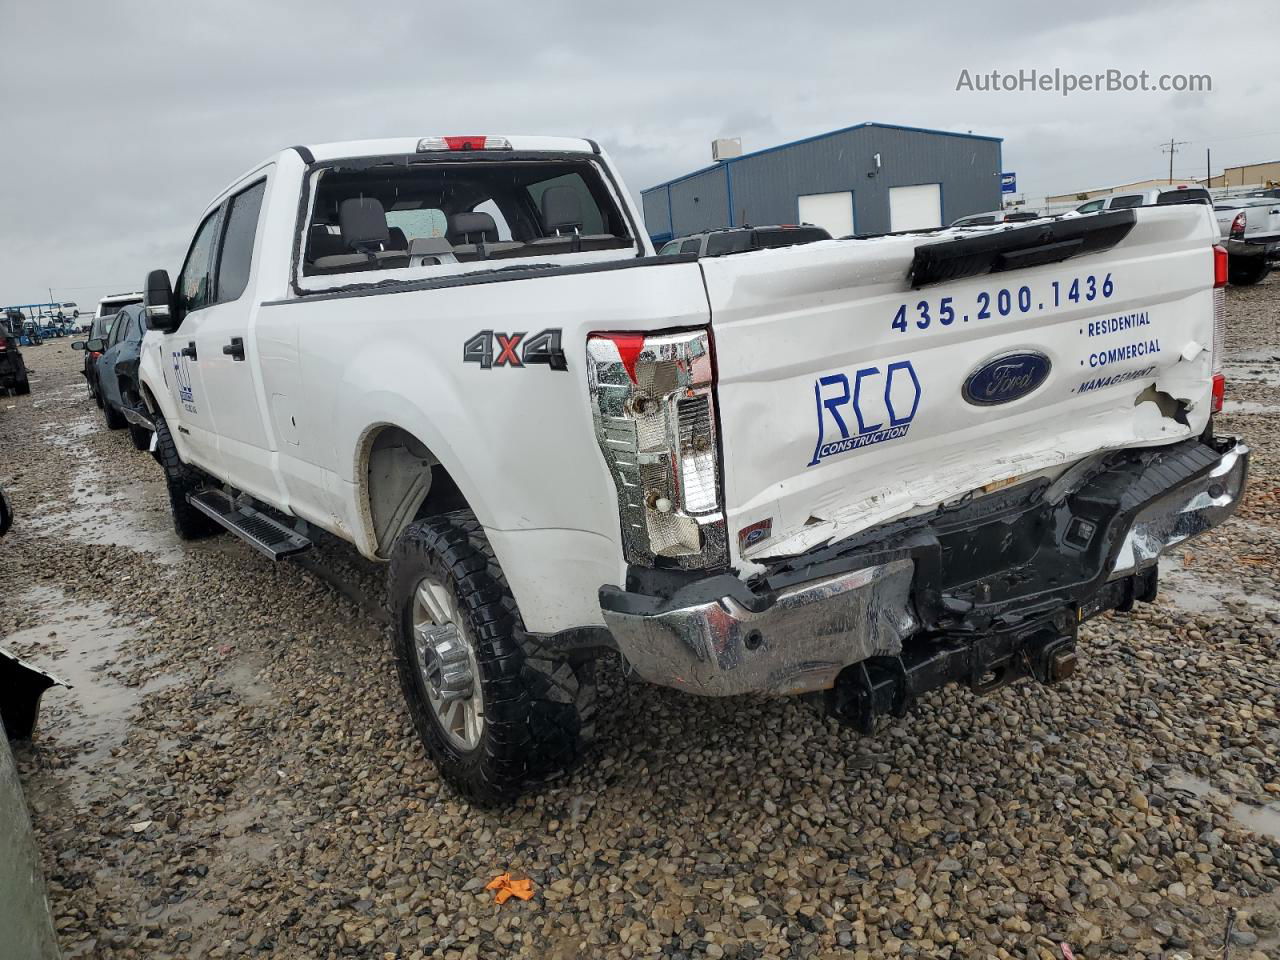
left=77, top=313, right=117, bottom=406
left=657, top=224, right=833, bottom=257
left=0, top=312, right=30, bottom=396
left=92, top=304, right=152, bottom=449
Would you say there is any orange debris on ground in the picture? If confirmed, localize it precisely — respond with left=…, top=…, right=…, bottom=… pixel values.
left=484, top=872, right=535, bottom=904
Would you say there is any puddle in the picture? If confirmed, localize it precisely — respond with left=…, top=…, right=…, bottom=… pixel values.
left=25, top=465, right=182, bottom=562
left=1220, top=399, right=1280, bottom=415
left=1166, top=771, right=1280, bottom=842
left=4, top=586, right=172, bottom=804
left=1157, top=563, right=1280, bottom=617
left=1222, top=360, right=1280, bottom=388
left=1226, top=348, right=1280, bottom=364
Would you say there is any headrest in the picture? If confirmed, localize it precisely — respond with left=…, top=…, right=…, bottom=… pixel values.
left=307, top=224, right=348, bottom=260
left=540, top=185, right=583, bottom=233
left=339, top=197, right=389, bottom=247
left=447, top=211, right=498, bottom=243
left=386, top=226, right=408, bottom=251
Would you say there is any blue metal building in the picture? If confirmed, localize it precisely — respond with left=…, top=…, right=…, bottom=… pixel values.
left=641, top=122, right=1003, bottom=246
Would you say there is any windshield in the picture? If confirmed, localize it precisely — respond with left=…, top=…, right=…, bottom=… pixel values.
left=301, top=156, right=634, bottom=280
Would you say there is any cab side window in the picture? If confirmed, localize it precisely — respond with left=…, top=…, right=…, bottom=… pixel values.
left=215, top=181, right=266, bottom=304
left=177, top=209, right=223, bottom=317
left=680, top=238, right=701, bottom=255
left=107, top=313, right=128, bottom=348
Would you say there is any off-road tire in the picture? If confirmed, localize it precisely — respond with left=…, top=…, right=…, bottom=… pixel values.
left=128, top=421, right=151, bottom=451
left=103, top=399, right=127, bottom=430
left=389, top=511, right=597, bottom=806
left=1228, top=257, right=1270, bottom=286
left=153, top=414, right=220, bottom=540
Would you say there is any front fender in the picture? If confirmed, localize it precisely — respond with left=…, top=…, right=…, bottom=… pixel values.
left=138, top=337, right=178, bottom=425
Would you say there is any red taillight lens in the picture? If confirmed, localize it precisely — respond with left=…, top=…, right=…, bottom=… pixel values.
left=1229, top=212, right=1246, bottom=240
left=1211, top=244, right=1227, bottom=413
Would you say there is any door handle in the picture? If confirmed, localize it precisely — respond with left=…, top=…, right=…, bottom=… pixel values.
left=222, top=337, right=246, bottom=361
left=180, top=341, right=197, bottom=361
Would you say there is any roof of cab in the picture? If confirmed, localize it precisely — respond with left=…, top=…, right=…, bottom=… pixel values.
left=301, top=136, right=597, bottom=163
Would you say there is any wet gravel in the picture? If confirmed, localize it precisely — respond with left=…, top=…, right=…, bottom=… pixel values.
left=2, top=279, right=1279, bottom=959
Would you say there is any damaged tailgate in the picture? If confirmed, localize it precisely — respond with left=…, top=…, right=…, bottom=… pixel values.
left=701, top=205, right=1221, bottom=567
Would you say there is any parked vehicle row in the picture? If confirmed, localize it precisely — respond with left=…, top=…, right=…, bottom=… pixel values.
left=103, top=134, right=1248, bottom=807
left=0, top=314, right=31, bottom=396
left=72, top=303, right=152, bottom=448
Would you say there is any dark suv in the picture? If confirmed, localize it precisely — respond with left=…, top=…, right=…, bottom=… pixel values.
left=657, top=224, right=832, bottom=257
left=0, top=312, right=30, bottom=395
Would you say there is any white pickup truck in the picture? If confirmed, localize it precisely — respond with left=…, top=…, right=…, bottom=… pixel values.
left=137, top=135, right=1249, bottom=804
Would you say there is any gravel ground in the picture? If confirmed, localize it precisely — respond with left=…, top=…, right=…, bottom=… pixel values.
left=2, top=280, right=1279, bottom=960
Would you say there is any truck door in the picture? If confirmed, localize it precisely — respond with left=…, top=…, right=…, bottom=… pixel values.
left=190, top=176, right=277, bottom=503
left=160, top=206, right=223, bottom=471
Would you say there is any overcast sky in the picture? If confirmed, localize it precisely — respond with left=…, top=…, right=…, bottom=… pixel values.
left=2, top=0, right=1276, bottom=314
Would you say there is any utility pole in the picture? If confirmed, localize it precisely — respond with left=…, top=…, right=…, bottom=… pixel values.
left=1206, top=148, right=1211, bottom=186
left=1160, top=138, right=1189, bottom=184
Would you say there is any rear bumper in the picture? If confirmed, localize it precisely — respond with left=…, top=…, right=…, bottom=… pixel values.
left=1225, top=237, right=1280, bottom=261
left=600, top=437, right=1249, bottom=697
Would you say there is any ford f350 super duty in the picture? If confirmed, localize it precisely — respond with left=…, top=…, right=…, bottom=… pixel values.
left=136, top=135, right=1248, bottom=804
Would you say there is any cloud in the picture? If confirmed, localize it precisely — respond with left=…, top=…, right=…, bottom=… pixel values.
left=1, top=0, right=1274, bottom=309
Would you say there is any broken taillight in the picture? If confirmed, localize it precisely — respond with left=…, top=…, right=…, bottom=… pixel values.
left=586, top=329, right=726, bottom=568
left=1212, top=244, right=1227, bottom=414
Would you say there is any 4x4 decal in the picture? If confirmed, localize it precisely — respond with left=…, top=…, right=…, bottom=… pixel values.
left=464, top=328, right=567, bottom=371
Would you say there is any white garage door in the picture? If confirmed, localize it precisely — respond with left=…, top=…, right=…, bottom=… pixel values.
left=797, top=192, right=854, bottom=238
left=889, top=183, right=942, bottom=232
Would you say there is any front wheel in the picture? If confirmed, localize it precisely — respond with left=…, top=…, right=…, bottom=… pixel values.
left=389, top=511, right=596, bottom=806
left=152, top=414, right=220, bottom=539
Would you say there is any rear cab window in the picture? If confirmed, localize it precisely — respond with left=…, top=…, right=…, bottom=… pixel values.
left=1157, top=188, right=1211, bottom=206
left=296, top=149, right=638, bottom=292
left=1107, top=195, right=1144, bottom=210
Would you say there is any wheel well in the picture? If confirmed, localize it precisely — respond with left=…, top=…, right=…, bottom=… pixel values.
left=140, top=382, right=160, bottom=414
left=362, top=426, right=471, bottom=557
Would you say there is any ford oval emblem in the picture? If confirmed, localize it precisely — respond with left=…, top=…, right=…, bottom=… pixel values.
left=962, top=351, right=1052, bottom=406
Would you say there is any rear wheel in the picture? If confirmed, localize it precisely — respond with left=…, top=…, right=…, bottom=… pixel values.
left=389, top=511, right=596, bottom=806
left=103, top=399, right=126, bottom=430
left=128, top=421, right=151, bottom=451
left=1228, top=256, right=1270, bottom=286
left=153, top=414, right=220, bottom=539
left=14, top=374, right=30, bottom=396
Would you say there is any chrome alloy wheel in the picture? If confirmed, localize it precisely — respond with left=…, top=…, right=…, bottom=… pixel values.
left=412, top=577, right=485, bottom=751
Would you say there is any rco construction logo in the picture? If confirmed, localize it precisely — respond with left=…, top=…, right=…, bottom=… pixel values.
left=809, top=360, right=922, bottom=467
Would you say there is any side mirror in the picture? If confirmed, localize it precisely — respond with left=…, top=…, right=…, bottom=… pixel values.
left=86, top=338, right=106, bottom=353
left=144, top=269, right=177, bottom=332
left=71, top=340, right=87, bottom=351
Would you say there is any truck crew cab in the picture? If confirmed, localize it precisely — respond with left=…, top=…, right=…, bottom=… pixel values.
left=137, top=136, right=1248, bottom=804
